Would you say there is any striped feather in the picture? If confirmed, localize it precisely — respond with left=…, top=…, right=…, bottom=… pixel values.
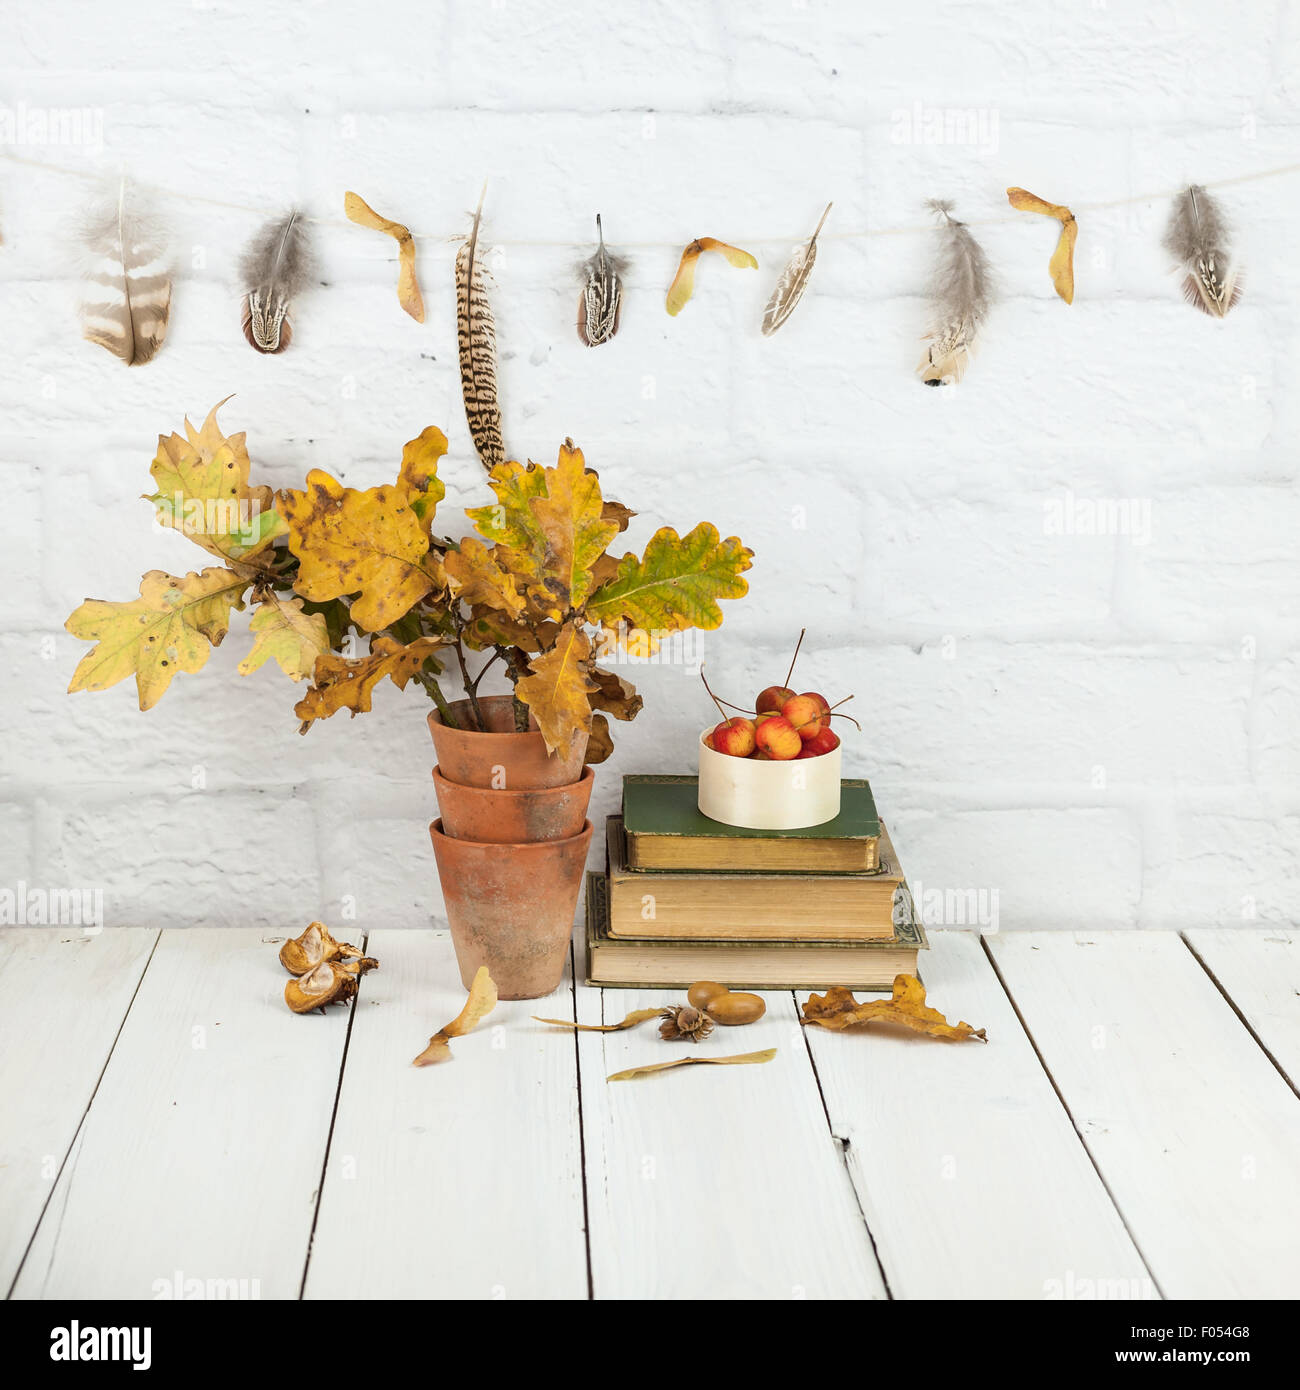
left=761, top=202, right=831, bottom=336
left=81, top=182, right=170, bottom=366
left=578, top=214, right=626, bottom=346
left=456, top=185, right=505, bottom=472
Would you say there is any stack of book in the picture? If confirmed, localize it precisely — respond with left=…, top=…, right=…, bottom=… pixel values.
left=585, top=773, right=928, bottom=988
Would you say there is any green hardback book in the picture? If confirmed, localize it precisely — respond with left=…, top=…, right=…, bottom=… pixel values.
left=584, top=872, right=928, bottom=990
left=621, top=773, right=882, bottom=873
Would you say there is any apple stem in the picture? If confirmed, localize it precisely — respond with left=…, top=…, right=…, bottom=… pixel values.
left=782, top=628, right=806, bottom=690
left=827, top=710, right=863, bottom=732
left=700, top=666, right=736, bottom=726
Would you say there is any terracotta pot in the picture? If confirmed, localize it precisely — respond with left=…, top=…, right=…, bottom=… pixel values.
left=428, top=695, right=589, bottom=790
left=430, top=818, right=594, bottom=999
left=433, top=765, right=594, bottom=843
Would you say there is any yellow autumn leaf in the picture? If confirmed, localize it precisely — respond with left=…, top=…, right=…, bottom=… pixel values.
left=587, top=523, right=753, bottom=637
left=444, top=536, right=527, bottom=619
left=277, top=469, right=438, bottom=632
left=514, top=622, right=597, bottom=758
left=395, top=425, right=448, bottom=534
left=666, top=237, right=759, bottom=316
left=802, top=974, right=987, bottom=1042
left=144, top=397, right=286, bottom=564
left=237, top=593, right=329, bottom=682
left=413, top=966, right=498, bottom=1065
left=1006, top=187, right=1076, bottom=305
left=589, top=665, right=642, bottom=721
left=293, top=635, right=444, bottom=733
left=66, top=567, right=248, bottom=710
left=343, top=190, right=425, bottom=322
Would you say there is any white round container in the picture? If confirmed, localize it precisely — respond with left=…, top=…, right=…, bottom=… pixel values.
left=697, top=726, right=842, bottom=830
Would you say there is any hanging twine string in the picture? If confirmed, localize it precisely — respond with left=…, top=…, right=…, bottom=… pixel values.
left=2, top=149, right=1298, bottom=246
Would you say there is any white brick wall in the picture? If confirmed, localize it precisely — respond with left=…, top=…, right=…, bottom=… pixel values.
left=2, top=1, right=1297, bottom=932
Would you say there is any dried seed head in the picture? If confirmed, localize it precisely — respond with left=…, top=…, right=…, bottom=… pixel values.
left=278, top=921, right=364, bottom=975
left=659, top=1004, right=715, bottom=1043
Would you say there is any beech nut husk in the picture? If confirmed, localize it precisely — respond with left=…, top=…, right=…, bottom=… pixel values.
left=687, top=981, right=766, bottom=1025
left=279, top=921, right=364, bottom=975
left=284, top=956, right=379, bottom=1014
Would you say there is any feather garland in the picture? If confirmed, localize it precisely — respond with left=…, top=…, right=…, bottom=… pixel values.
left=456, top=185, right=505, bottom=472
left=1162, top=185, right=1242, bottom=318
left=761, top=202, right=832, bottom=336
left=577, top=214, right=626, bottom=347
left=81, top=180, right=170, bottom=366
left=916, top=200, right=991, bottom=386
left=240, top=210, right=311, bottom=354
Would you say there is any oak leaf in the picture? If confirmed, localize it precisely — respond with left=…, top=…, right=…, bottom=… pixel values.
left=238, top=593, right=330, bottom=682
left=343, top=191, right=425, bottom=322
left=589, top=665, right=643, bottom=721
left=413, top=966, right=498, bottom=1066
left=66, top=567, right=248, bottom=710
left=584, top=712, right=614, bottom=765
left=145, top=398, right=286, bottom=564
left=444, top=536, right=526, bottom=620
left=514, top=622, right=596, bottom=758
left=395, top=426, right=448, bottom=533
left=802, top=974, right=987, bottom=1042
left=277, top=469, right=438, bottom=632
left=666, top=237, right=759, bottom=316
left=587, top=523, right=753, bottom=638
left=293, top=635, right=443, bottom=733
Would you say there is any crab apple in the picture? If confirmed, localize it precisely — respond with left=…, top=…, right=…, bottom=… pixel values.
left=781, top=694, right=825, bottom=740
left=754, top=715, right=802, bottom=760
left=802, top=692, right=831, bottom=721
left=756, top=685, right=796, bottom=715
left=800, top=726, right=841, bottom=757
left=711, top=717, right=756, bottom=758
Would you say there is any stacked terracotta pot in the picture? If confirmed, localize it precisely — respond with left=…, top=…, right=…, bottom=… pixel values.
left=428, top=695, right=594, bottom=1000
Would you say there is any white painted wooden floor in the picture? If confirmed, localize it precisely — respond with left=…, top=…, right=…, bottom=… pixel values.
left=2, top=926, right=1298, bottom=1300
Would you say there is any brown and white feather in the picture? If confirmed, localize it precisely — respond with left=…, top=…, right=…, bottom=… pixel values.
left=240, top=211, right=311, bottom=354
left=81, top=182, right=171, bottom=366
left=1162, top=185, right=1242, bottom=318
left=577, top=214, right=626, bottom=347
left=917, top=199, right=991, bottom=385
left=762, top=202, right=832, bottom=336
left=456, top=186, right=505, bottom=471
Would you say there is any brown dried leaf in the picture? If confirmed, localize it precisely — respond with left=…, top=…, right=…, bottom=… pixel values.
left=412, top=965, right=499, bottom=1066
left=1006, top=186, right=1076, bottom=305
left=607, top=1047, right=777, bottom=1081
left=584, top=711, right=614, bottom=765
left=802, top=974, right=986, bottom=1042
left=344, top=190, right=425, bottom=322
left=589, top=665, right=642, bottom=721
left=533, top=1006, right=662, bottom=1033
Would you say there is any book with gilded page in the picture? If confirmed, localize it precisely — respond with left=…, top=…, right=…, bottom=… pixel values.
left=606, top=815, right=902, bottom=941
left=621, top=773, right=882, bottom=873
left=584, top=872, right=927, bottom=989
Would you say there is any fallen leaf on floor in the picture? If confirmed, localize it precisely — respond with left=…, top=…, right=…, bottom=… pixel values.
left=607, top=1046, right=776, bottom=1081
left=412, top=965, right=498, bottom=1065
left=534, top=1007, right=662, bottom=1033
left=802, top=974, right=987, bottom=1042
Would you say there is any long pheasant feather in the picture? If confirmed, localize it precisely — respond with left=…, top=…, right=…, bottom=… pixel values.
left=761, top=202, right=831, bottom=336
left=456, top=185, right=504, bottom=471
left=81, top=180, right=170, bottom=366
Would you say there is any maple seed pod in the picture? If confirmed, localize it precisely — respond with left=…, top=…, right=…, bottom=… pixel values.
left=705, top=991, right=766, bottom=1026
left=687, top=980, right=729, bottom=1011
left=278, top=921, right=363, bottom=975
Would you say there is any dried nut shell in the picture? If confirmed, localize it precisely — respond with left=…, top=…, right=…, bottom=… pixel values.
left=687, top=980, right=729, bottom=1010
left=279, top=921, right=363, bottom=975
left=284, top=959, right=373, bottom=1014
left=705, top=991, right=766, bottom=1025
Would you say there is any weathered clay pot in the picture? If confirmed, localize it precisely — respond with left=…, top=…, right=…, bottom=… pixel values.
left=428, top=695, right=588, bottom=789
left=430, top=818, right=594, bottom=999
left=433, top=765, right=594, bottom=843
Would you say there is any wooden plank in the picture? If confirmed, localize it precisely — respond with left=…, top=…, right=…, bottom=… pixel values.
left=805, top=930, right=1153, bottom=1299
left=0, top=928, right=158, bottom=1294
left=1184, top=929, right=1300, bottom=1088
left=12, top=927, right=348, bottom=1299
left=576, top=979, right=887, bottom=1299
left=304, top=929, right=588, bottom=1300
left=989, top=930, right=1300, bottom=1300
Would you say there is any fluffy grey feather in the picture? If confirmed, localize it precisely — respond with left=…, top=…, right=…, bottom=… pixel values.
left=917, top=199, right=991, bottom=385
left=81, top=180, right=171, bottom=366
left=577, top=214, right=627, bottom=346
left=1162, top=185, right=1242, bottom=317
left=240, top=210, right=312, bottom=353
